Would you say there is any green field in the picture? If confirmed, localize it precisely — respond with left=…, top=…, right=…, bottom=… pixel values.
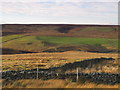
left=2, top=35, right=118, bottom=53
left=37, top=36, right=118, bottom=47
left=1, top=35, right=24, bottom=43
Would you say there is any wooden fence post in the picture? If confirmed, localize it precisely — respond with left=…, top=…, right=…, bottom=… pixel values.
left=37, top=64, right=38, bottom=80
left=76, top=67, right=79, bottom=82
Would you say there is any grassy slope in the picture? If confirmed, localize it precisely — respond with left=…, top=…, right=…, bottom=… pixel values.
left=2, top=35, right=44, bottom=52
left=2, top=51, right=118, bottom=71
left=0, top=35, right=24, bottom=43
left=2, top=35, right=118, bottom=53
left=37, top=36, right=118, bottom=47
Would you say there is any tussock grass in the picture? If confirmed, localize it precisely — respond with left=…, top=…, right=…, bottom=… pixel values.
left=2, top=51, right=118, bottom=72
left=3, top=79, right=119, bottom=88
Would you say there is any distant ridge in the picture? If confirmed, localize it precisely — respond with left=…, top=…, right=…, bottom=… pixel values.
left=1, top=23, right=118, bottom=26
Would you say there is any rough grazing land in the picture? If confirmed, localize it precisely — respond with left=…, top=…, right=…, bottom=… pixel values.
left=2, top=51, right=118, bottom=72
left=2, top=35, right=118, bottom=54
left=2, top=57, right=120, bottom=88
left=2, top=52, right=119, bottom=88
left=1, top=24, right=119, bottom=88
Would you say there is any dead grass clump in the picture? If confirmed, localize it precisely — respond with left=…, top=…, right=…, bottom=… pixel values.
left=3, top=79, right=119, bottom=88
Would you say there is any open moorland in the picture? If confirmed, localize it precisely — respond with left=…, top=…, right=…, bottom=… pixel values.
left=2, top=51, right=119, bottom=88
left=2, top=51, right=118, bottom=72
left=2, top=24, right=118, bottom=38
left=1, top=24, right=119, bottom=88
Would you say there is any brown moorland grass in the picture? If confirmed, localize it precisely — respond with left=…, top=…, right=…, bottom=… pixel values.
left=2, top=79, right=119, bottom=88
left=2, top=51, right=119, bottom=88
left=2, top=51, right=118, bottom=72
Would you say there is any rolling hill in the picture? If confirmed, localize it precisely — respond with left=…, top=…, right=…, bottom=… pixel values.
left=1, top=24, right=119, bottom=54
left=2, top=24, right=118, bottom=38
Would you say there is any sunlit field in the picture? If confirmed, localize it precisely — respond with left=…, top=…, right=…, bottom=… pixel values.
left=2, top=51, right=118, bottom=72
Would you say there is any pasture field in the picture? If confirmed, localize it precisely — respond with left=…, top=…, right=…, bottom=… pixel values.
left=1, top=35, right=24, bottom=43
left=2, top=35, right=118, bottom=54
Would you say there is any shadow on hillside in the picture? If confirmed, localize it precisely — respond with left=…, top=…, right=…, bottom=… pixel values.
left=58, top=26, right=75, bottom=33
left=22, top=57, right=115, bottom=72
left=43, top=45, right=113, bottom=53
left=47, top=57, right=115, bottom=72
left=2, top=32, right=27, bottom=36
left=1, top=48, right=37, bottom=55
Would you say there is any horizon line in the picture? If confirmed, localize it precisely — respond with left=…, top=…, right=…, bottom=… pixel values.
left=0, top=23, right=118, bottom=26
